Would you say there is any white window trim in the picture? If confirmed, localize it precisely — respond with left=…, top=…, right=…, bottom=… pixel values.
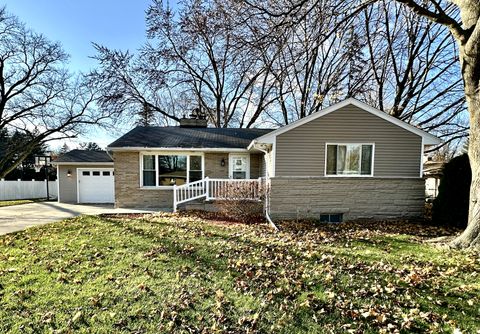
left=139, top=152, right=205, bottom=188
left=324, top=143, right=375, bottom=178
left=228, top=153, right=250, bottom=179
left=56, top=165, right=61, bottom=203
left=419, top=138, right=424, bottom=178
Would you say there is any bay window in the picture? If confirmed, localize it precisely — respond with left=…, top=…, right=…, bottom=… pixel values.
left=326, top=144, right=373, bottom=176
left=141, top=154, right=203, bottom=187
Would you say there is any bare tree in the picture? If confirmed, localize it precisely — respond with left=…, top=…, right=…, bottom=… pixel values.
left=272, top=6, right=371, bottom=124
left=90, top=45, right=179, bottom=127
left=362, top=1, right=468, bottom=147
left=144, top=0, right=280, bottom=127
left=91, top=0, right=279, bottom=128
left=390, top=0, right=480, bottom=248
left=0, top=8, right=108, bottom=178
left=78, top=142, right=103, bottom=151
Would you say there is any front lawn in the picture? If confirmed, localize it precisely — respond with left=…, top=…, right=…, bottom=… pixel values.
left=0, top=199, right=36, bottom=207
left=0, top=214, right=478, bottom=333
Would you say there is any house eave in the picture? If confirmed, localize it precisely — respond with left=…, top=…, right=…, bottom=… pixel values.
left=247, top=140, right=272, bottom=152
left=52, top=161, right=114, bottom=166
left=107, top=146, right=250, bottom=153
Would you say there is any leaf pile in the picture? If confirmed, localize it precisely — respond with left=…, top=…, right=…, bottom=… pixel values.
left=0, top=213, right=478, bottom=333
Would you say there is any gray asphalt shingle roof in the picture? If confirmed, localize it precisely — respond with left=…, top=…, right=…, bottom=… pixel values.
left=108, top=126, right=274, bottom=149
left=53, top=150, right=113, bottom=163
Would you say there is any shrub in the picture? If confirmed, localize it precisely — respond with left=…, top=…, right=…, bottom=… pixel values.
left=214, top=181, right=267, bottom=224
left=432, top=153, right=471, bottom=228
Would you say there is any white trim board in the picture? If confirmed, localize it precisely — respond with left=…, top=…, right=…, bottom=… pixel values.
left=139, top=151, right=205, bottom=188
left=56, top=165, right=61, bottom=203
left=109, top=147, right=249, bottom=153
left=52, top=162, right=114, bottom=166
left=323, top=143, right=375, bottom=178
left=271, top=175, right=423, bottom=179
left=252, top=98, right=442, bottom=146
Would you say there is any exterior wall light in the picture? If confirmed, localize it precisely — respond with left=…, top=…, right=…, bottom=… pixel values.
left=221, top=158, right=225, bottom=167
left=67, top=170, right=72, bottom=177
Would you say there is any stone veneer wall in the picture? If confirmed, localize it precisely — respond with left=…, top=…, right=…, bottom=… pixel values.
left=204, top=153, right=263, bottom=179
left=113, top=152, right=172, bottom=208
left=204, top=153, right=229, bottom=178
left=114, top=152, right=264, bottom=208
left=269, top=177, right=424, bottom=220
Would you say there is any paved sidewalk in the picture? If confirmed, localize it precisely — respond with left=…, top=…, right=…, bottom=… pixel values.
left=0, top=202, right=159, bottom=235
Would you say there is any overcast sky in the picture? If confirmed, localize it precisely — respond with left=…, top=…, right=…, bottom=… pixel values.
left=2, top=0, right=157, bottom=149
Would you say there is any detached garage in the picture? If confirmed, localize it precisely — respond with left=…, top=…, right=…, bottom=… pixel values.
left=52, top=150, right=115, bottom=204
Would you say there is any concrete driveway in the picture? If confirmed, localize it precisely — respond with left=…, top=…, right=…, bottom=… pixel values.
left=0, top=202, right=160, bottom=235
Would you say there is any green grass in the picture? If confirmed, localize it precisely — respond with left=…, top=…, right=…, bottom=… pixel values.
left=0, top=199, right=37, bottom=207
left=0, top=214, right=478, bottom=333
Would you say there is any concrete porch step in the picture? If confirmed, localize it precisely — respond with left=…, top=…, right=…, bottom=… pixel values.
left=178, top=199, right=219, bottom=212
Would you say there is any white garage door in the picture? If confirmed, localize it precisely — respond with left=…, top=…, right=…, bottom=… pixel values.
left=78, top=168, right=115, bottom=203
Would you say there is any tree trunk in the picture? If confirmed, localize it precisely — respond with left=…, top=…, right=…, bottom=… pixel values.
left=451, top=45, right=480, bottom=249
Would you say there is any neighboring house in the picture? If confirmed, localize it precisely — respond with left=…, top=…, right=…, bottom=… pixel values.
left=423, top=159, right=444, bottom=200
left=53, top=98, right=441, bottom=222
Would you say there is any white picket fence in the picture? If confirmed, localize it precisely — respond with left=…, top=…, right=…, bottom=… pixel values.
left=0, top=179, right=58, bottom=201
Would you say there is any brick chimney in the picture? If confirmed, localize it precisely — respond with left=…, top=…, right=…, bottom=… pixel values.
left=179, top=107, right=207, bottom=128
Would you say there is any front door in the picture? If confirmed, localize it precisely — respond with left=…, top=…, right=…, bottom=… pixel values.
left=229, top=154, right=249, bottom=179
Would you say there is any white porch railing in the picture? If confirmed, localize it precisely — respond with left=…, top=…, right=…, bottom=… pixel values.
left=207, top=178, right=262, bottom=200
left=173, top=179, right=206, bottom=209
left=173, top=177, right=264, bottom=212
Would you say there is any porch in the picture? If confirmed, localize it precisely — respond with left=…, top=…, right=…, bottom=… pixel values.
left=112, top=151, right=268, bottom=209
left=173, top=177, right=267, bottom=212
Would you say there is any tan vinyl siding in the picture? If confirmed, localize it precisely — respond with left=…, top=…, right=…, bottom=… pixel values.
left=259, top=155, right=266, bottom=178
left=250, top=154, right=262, bottom=179
left=275, top=105, right=422, bottom=177
left=57, top=164, right=113, bottom=203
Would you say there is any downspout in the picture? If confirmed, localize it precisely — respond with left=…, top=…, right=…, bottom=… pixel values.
left=251, top=141, right=279, bottom=232
left=264, top=186, right=278, bottom=232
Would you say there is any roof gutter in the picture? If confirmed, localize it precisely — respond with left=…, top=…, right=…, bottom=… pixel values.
left=51, top=162, right=114, bottom=166
left=247, top=140, right=272, bottom=152
left=107, top=147, right=250, bottom=153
